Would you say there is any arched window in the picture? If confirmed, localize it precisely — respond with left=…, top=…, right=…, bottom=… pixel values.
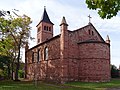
left=88, top=29, right=91, bottom=35
left=92, top=31, right=94, bottom=35
left=46, top=26, right=48, bottom=31
left=49, top=27, right=51, bottom=31
left=44, top=26, right=46, bottom=30
left=44, top=47, right=48, bottom=60
left=37, top=49, right=41, bottom=62
left=32, top=52, right=34, bottom=63
left=38, top=39, right=40, bottom=43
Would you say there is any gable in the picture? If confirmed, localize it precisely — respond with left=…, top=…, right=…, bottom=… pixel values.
left=88, top=23, right=105, bottom=42
left=71, top=23, right=105, bottom=43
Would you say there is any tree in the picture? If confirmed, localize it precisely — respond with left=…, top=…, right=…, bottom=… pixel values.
left=0, top=10, right=32, bottom=81
left=0, top=55, right=11, bottom=79
left=86, top=0, right=120, bottom=19
left=111, top=65, right=119, bottom=78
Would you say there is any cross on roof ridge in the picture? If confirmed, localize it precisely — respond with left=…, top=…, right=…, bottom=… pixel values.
left=88, top=14, right=92, bottom=23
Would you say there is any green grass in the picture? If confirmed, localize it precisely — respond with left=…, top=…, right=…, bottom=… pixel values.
left=0, top=79, right=120, bottom=90
left=66, top=79, right=120, bottom=90
left=0, top=80, right=87, bottom=90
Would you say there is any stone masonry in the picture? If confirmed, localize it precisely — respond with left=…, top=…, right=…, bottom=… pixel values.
left=25, top=7, right=111, bottom=83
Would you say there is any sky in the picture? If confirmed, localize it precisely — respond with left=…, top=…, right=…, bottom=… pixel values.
left=0, top=0, right=120, bottom=68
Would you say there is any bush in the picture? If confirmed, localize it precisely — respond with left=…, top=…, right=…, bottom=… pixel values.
left=111, top=65, right=119, bottom=78
left=18, top=70, right=24, bottom=78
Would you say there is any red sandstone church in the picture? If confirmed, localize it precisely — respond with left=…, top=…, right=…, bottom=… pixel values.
left=25, top=7, right=111, bottom=83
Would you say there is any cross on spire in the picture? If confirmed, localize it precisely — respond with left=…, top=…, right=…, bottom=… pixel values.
left=44, top=6, right=46, bottom=9
left=88, top=14, right=92, bottom=23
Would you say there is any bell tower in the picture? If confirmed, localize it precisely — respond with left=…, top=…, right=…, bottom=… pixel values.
left=36, top=7, right=54, bottom=44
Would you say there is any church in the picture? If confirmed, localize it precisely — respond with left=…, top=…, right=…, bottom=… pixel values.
left=25, top=7, right=111, bottom=83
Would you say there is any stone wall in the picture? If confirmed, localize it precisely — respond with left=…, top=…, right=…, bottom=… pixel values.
left=26, top=37, right=61, bottom=82
left=25, top=24, right=111, bottom=83
left=78, top=42, right=110, bottom=82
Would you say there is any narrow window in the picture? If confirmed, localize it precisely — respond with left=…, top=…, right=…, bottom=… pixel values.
left=49, top=27, right=51, bottom=31
left=44, top=26, right=46, bottom=30
left=32, top=52, right=34, bottom=63
left=37, top=50, right=40, bottom=62
left=88, top=29, right=91, bottom=35
left=92, top=31, right=94, bottom=35
left=37, top=49, right=41, bottom=62
left=46, top=26, right=48, bottom=31
left=38, top=39, right=40, bottom=43
left=44, top=47, right=48, bottom=60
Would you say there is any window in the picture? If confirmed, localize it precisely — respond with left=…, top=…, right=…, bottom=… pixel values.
left=92, top=31, right=94, bottom=35
left=88, top=29, right=91, bottom=35
left=44, top=47, right=48, bottom=60
left=46, top=26, right=48, bottom=31
left=32, top=52, right=34, bottom=63
left=37, top=49, right=41, bottom=62
left=44, top=26, right=46, bottom=30
left=38, top=39, right=40, bottom=43
left=49, top=27, right=51, bottom=31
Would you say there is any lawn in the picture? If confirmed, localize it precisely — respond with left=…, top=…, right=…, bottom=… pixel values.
left=66, top=79, right=120, bottom=90
left=0, top=79, right=120, bottom=90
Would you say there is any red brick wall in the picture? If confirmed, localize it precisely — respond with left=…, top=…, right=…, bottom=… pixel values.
left=67, top=24, right=103, bottom=59
left=26, top=37, right=61, bottom=82
left=56, top=24, right=110, bottom=83
left=60, top=42, right=110, bottom=82
left=37, top=22, right=53, bottom=44
left=26, top=24, right=110, bottom=83
left=78, top=42, right=110, bottom=82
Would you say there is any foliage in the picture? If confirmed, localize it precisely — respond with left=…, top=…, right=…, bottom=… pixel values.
left=0, top=55, right=10, bottom=79
left=86, top=0, right=120, bottom=19
left=18, top=70, right=24, bottom=78
left=0, top=10, right=32, bottom=80
left=0, top=38, right=13, bottom=56
left=18, top=62, right=25, bottom=78
left=111, top=65, right=119, bottom=78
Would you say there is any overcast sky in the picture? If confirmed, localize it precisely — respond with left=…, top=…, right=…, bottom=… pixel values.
left=0, top=0, right=120, bottom=67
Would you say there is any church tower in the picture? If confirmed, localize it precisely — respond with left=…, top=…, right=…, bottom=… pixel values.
left=36, top=7, right=54, bottom=44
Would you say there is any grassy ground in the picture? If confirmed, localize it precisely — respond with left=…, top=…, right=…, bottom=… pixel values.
left=0, top=79, right=120, bottom=90
left=66, top=79, right=120, bottom=90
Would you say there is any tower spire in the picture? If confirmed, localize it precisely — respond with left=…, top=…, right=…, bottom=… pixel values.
left=106, top=35, right=110, bottom=44
left=36, top=7, right=54, bottom=44
left=37, top=6, right=53, bottom=26
left=60, top=16, right=68, bottom=26
left=44, top=6, right=46, bottom=10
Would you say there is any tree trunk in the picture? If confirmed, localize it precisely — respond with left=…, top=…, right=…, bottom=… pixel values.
left=11, top=60, right=14, bottom=80
left=15, top=43, right=21, bottom=81
left=7, top=61, right=10, bottom=79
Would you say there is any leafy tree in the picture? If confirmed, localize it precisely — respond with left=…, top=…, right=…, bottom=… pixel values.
left=0, top=10, right=32, bottom=81
left=0, top=55, right=11, bottom=79
left=86, top=0, right=120, bottom=19
left=111, top=65, right=119, bottom=78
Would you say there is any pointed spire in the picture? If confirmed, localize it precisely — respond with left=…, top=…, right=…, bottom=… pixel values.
left=39, top=6, right=53, bottom=25
left=60, top=16, right=68, bottom=26
left=106, top=35, right=110, bottom=41
left=106, top=35, right=110, bottom=44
